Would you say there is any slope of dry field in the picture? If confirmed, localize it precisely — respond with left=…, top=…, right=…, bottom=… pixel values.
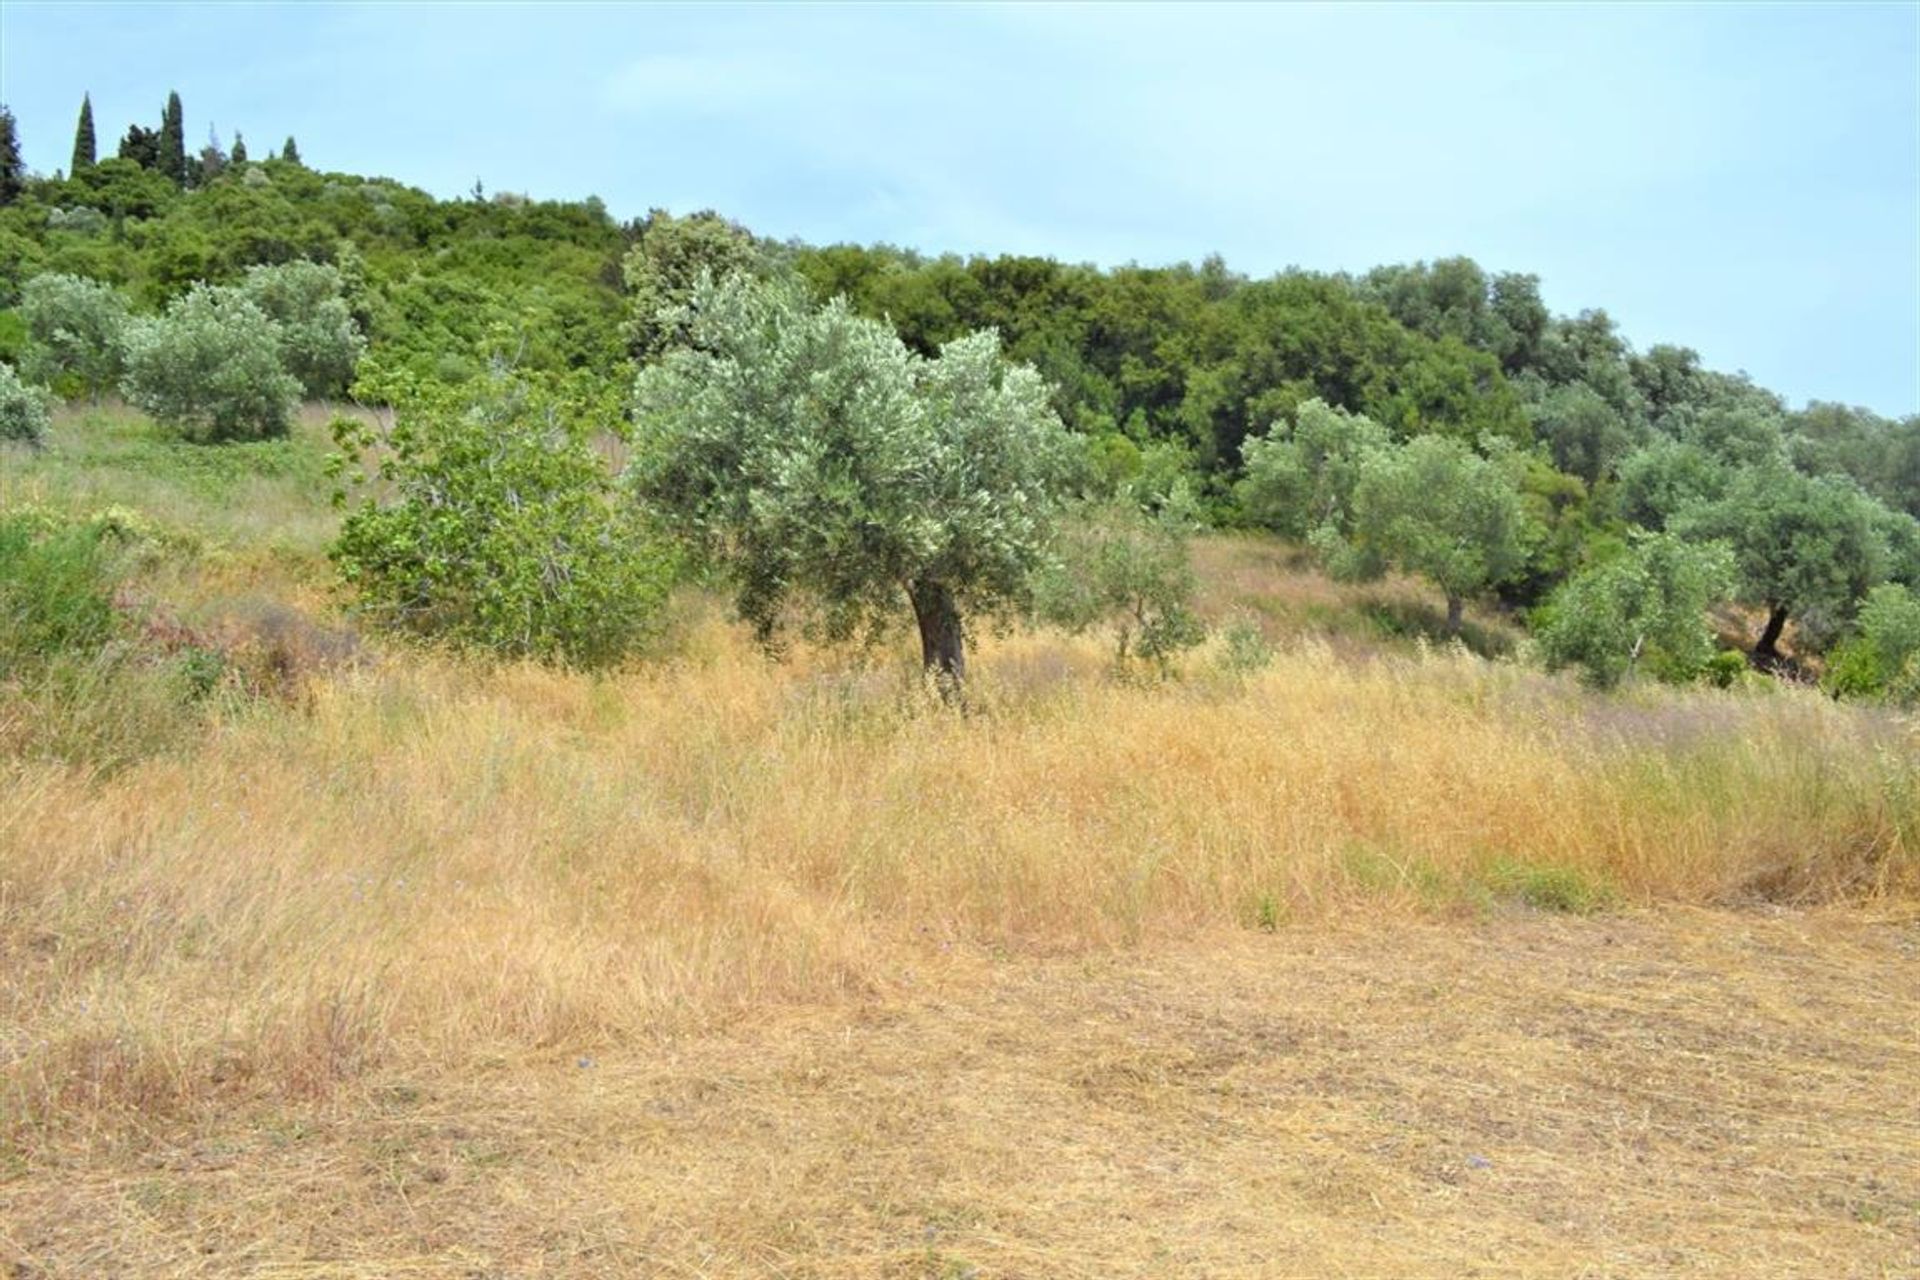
left=4, top=909, right=1916, bottom=1278
left=4, top=625, right=1919, bottom=1278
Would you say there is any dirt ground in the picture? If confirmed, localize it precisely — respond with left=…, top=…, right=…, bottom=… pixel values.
left=4, top=907, right=1917, bottom=1278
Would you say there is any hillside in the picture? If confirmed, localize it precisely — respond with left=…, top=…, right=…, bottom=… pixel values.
left=6, top=96, right=1920, bottom=685
left=2, top=92, right=1919, bottom=1278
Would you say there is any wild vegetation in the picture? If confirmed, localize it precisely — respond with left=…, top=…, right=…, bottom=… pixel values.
left=3, top=93, right=1916, bottom=693
left=1, top=91, right=1917, bottom=1276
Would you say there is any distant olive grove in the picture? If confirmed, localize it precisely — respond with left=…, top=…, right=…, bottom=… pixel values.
left=2, top=91, right=1918, bottom=700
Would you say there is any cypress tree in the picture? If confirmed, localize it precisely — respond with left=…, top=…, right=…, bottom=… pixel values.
left=231, top=131, right=248, bottom=165
left=0, top=105, right=23, bottom=205
left=281, top=136, right=301, bottom=164
left=72, top=93, right=96, bottom=173
left=159, top=91, right=186, bottom=185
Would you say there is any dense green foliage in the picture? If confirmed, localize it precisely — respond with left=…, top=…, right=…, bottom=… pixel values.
left=1323, top=435, right=1536, bottom=635
left=631, top=273, right=1074, bottom=685
left=621, top=209, right=766, bottom=362
left=331, top=369, right=675, bottom=668
left=0, top=511, right=120, bottom=674
left=237, top=259, right=365, bottom=396
left=1237, top=398, right=1389, bottom=541
left=1672, top=463, right=1891, bottom=659
left=1821, top=584, right=1920, bottom=703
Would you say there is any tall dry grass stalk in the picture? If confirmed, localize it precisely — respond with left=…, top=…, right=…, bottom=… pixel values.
left=3, top=623, right=1915, bottom=1145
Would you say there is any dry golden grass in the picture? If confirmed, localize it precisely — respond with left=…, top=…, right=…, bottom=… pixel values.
left=1189, top=535, right=1525, bottom=657
left=3, top=612, right=1918, bottom=1275
left=3, top=910, right=1915, bottom=1277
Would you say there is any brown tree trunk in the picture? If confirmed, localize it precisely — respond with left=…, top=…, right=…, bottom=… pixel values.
left=1445, top=593, right=1464, bottom=638
left=1752, top=603, right=1790, bottom=664
left=908, top=578, right=966, bottom=699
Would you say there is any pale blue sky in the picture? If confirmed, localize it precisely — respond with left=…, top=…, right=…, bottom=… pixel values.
left=3, top=2, right=1916, bottom=415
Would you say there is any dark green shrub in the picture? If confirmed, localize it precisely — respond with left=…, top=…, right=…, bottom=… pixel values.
left=1704, top=649, right=1748, bottom=689
left=1822, top=584, right=1920, bottom=704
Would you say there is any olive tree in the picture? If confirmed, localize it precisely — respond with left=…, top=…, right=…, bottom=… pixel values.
left=1034, top=499, right=1205, bottom=676
left=19, top=272, right=129, bottom=401
left=622, top=209, right=767, bottom=363
left=630, top=273, right=1074, bottom=691
left=238, top=260, right=365, bottom=397
left=1334, top=434, right=1536, bottom=636
left=1537, top=533, right=1734, bottom=689
left=1672, top=463, right=1886, bottom=662
left=120, top=284, right=300, bottom=441
left=1236, top=397, right=1389, bottom=539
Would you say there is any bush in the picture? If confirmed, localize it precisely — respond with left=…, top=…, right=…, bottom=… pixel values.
left=0, top=361, right=52, bottom=445
left=1216, top=612, right=1275, bottom=677
left=332, top=369, right=676, bottom=668
left=238, top=260, right=366, bottom=397
left=0, top=510, right=231, bottom=767
left=1823, top=584, right=1920, bottom=704
left=1704, top=649, right=1748, bottom=689
left=1537, top=533, right=1735, bottom=689
left=120, top=283, right=301, bottom=441
left=19, top=272, right=129, bottom=401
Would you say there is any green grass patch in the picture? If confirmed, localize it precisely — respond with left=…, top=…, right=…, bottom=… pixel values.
left=4, top=404, right=343, bottom=555
left=1479, top=857, right=1619, bottom=914
left=1338, top=842, right=1456, bottom=907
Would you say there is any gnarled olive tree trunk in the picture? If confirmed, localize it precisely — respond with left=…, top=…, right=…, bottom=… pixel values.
left=908, top=578, right=965, bottom=697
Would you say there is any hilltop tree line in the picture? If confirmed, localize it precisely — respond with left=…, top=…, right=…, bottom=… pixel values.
left=58, top=89, right=295, bottom=192
left=1, top=94, right=1917, bottom=699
